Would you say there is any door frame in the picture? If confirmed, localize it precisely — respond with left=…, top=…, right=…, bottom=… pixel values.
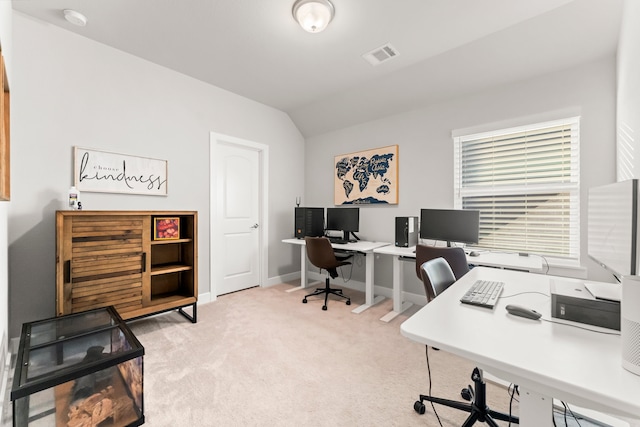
left=210, top=132, right=269, bottom=300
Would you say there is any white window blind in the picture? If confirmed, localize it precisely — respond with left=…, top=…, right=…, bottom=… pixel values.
left=453, top=117, right=580, bottom=259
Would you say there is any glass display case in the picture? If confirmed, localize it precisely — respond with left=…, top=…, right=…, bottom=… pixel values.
left=10, top=306, right=144, bottom=427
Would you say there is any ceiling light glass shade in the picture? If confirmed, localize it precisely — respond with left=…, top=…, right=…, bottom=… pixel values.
left=292, top=0, right=335, bottom=33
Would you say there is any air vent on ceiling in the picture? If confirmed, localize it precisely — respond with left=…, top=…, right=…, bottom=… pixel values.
left=362, top=43, right=399, bottom=66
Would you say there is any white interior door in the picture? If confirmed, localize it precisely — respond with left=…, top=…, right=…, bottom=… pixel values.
left=212, top=136, right=264, bottom=296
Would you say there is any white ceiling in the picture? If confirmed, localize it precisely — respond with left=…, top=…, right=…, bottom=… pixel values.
left=12, top=0, right=623, bottom=137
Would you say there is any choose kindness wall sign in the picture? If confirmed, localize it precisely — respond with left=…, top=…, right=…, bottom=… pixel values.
left=74, top=146, right=168, bottom=196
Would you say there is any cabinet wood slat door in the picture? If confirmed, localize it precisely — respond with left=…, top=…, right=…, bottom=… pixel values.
left=56, top=214, right=149, bottom=317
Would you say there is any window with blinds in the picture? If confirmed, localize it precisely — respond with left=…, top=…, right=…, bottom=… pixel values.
left=453, top=117, right=580, bottom=259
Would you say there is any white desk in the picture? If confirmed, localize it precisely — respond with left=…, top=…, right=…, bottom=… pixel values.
left=466, top=250, right=544, bottom=272
left=401, top=267, right=640, bottom=427
left=282, top=238, right=390, bottom=313
left=373, top=245, right=544, bottom=322
left=372, top=245, right=417, bottom=322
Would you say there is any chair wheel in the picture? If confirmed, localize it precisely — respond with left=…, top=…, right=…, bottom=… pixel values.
left=322, top=305, right=327, bottom=310
left=302, top=298, right=307, bottom=303
left=461, top=387, right=472, bottom=401
left=414, top=400, right=426, bottom=415
left=346, top=300, right=351, bottom=305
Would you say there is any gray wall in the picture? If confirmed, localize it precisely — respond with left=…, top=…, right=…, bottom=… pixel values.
left=8, top=12, right=305, bottom=338
left=0, top=1, right=12, bottom=370
left=617, top=0, right=640, bottom=180
left=305, top=56, right=618, bottom=297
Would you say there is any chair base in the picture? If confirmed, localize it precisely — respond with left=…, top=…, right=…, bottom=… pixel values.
left=414, top=367, right=519, bottom=426
left=302, top=277, right=351, bottom=310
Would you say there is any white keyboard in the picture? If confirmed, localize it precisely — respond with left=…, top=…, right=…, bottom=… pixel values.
left=460, top=280, right=504, bottom=309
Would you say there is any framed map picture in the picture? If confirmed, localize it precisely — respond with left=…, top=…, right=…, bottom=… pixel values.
left=334, top=144, right=398, bottom=205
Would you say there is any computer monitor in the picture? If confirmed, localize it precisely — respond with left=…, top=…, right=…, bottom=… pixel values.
left=326, top=207, right=359, bottom=241
left=419, top=208, right=480, bottom=247
left=588, top=179, right=639, bottom=278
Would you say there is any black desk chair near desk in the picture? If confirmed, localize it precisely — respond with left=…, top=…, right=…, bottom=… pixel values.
left=302, top=237, right=353, bottom=311
left=414, top=257, right=519, bottom=426
left=415, top=244, right=470, bottom=301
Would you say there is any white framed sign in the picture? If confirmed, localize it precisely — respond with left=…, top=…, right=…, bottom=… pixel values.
left=74, top=147, right=168, bottom=195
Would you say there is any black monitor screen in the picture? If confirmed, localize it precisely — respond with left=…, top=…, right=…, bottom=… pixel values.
left=419, top=209, right=479, bottom=245
left=326, top=207, right=359, bottom=233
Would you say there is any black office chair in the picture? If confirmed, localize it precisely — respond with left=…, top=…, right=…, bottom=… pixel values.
left=414, top=257, right=519, bottom=426
left=415, top=244, right=470, bottom=302
left=302, top=236, right=353, bottom=310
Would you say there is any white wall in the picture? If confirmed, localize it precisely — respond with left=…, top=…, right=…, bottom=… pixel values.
left=8, top=12, right=305, bottom=338
left=617, top=0, right=640, bottom=180
left=0, top=0, right=12, bottom=388
left=306, top=56, right=617, bottom=296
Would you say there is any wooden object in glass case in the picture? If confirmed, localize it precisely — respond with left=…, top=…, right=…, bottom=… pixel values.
left=10, top=306, right=144, bottom=427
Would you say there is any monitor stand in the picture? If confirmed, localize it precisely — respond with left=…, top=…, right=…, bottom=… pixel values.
left=348, top=231, right=360, bottom=242
left=342, top=231, right=359, bottom=243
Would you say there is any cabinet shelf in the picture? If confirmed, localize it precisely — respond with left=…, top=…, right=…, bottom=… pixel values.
left=151, top=263, right=193, bottom=275
left=149, top=293, right=195, bottom=303
left=151, top=238, right=192, bottom=245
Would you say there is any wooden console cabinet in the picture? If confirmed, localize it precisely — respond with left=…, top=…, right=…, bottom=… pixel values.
left=56, top=210, right=197, bottom=322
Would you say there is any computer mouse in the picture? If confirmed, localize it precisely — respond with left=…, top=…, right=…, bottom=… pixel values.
left=505, top=304, right=542, bottom=320
left=468, top=251, right=480, bottom=257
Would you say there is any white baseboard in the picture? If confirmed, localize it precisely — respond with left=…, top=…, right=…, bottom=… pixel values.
left=0, top=333, right=7, bottom=416
left=197, top=292, right=212, bottom=304
left=266, top=271, right=300, bottom=287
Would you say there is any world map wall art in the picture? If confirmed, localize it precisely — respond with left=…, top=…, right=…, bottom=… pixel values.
left=334, top=144, right=398, bottom=205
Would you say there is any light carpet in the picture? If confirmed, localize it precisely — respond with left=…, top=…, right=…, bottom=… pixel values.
left=127, top=281, right=519, bottom=426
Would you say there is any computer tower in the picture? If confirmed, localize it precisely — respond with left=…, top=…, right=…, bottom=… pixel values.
left=295, top=207, right=324, bottom=238
left=395, top=216, right=418, bottom=247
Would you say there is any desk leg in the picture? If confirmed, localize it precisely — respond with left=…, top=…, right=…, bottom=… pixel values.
left=380, top=255, right=413, bottom=322
left=352, top=252, right=385, bottom=314
left=286, top=246, right=309, bottom=293
left=519, top=387, right=553, bottom=427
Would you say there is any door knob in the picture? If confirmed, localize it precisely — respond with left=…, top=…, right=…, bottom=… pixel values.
left=250, top=223, right=259, bottom=229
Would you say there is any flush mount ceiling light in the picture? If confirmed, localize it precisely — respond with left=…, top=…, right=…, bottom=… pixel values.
left=292, top=0, right=335, bottom=33
left=63, top=9, right=87, bottom=27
